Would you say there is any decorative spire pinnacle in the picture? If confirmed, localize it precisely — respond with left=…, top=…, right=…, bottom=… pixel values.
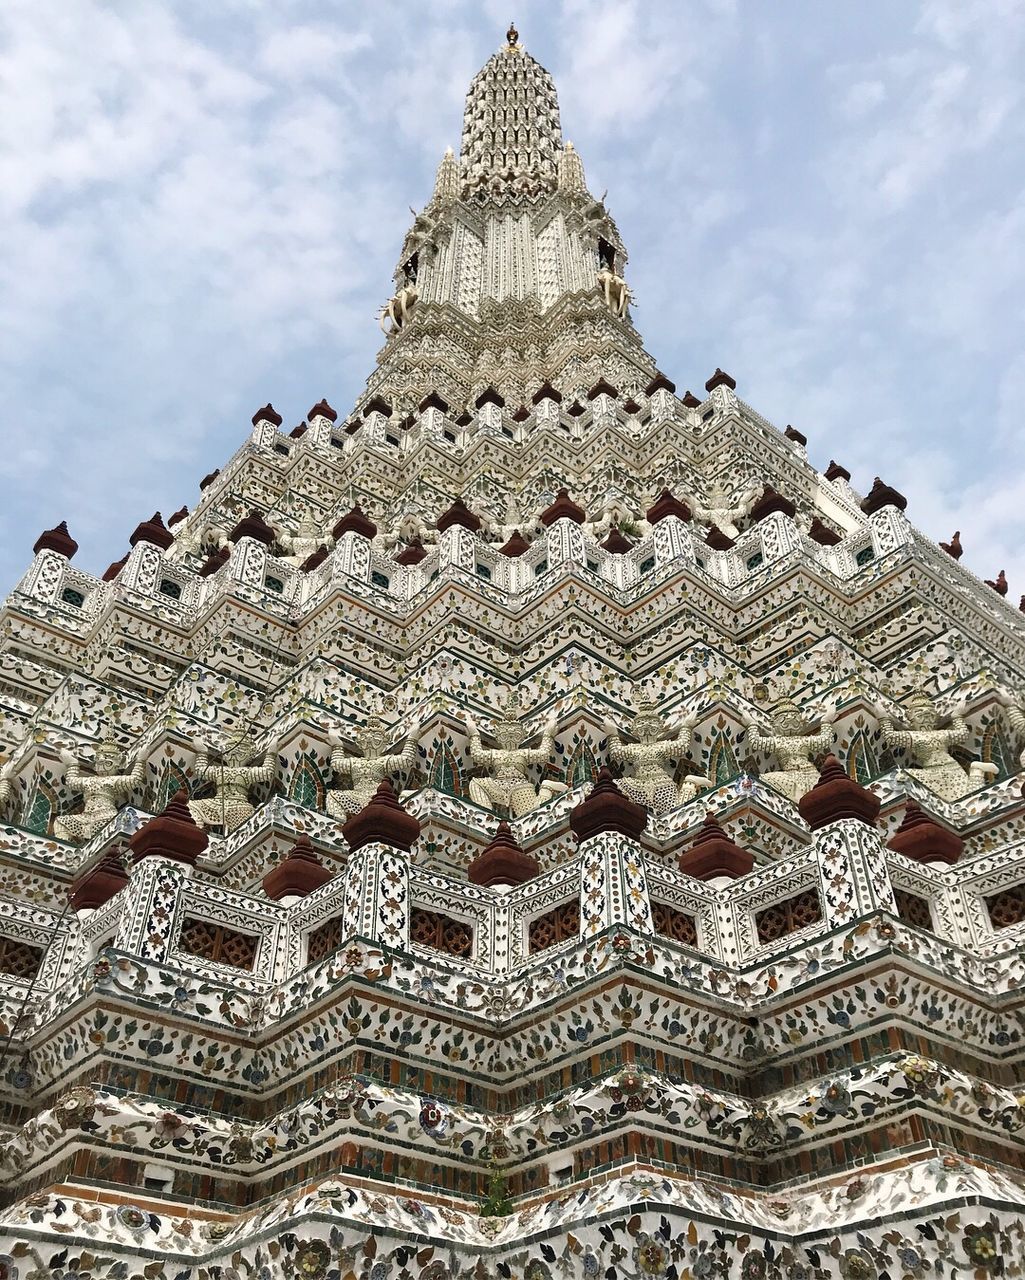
left=678, top=812, right=753, bottom=881
left=432, top=146, right=460, bottom=205
left=557, top=141, right=587, bottom=194
left=129, top=789, right=209, bottom=866
left=506, top=21, right=519, bottom=48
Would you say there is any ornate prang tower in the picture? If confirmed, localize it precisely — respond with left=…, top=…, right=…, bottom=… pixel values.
left=2, top=27, right=1025, bottom=1279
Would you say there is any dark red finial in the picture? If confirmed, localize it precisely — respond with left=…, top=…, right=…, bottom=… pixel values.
left=436, top=496, right=482, bottom=533
left=252, top=404, right=283, bottom=428
left=263, top=833, right=334, bottom=899
left=468, top=821, right=539, bottom=887
left=69, top=848, right=130, bottom=912
left=129, top=789, right=209, bottom=866
left=332, top=505, right=377, bottom=540
left=798, top=755, right=880, bottom=830
left=342, top=779, right=421, bottom=853
left=704, top=368, right=736, bottom=393
left=677, top=812, right=752, bottom=880
left=646, top=490, right=692, bottom=524
left=308, top=399, right=338, bottom=423
left=129, top=512, right=174, bottom=550
left=228, top=509, right=276, bottom=546
left=886, top=801, right=963, bottom=866
left=540, top=489, right=586, bottom=526
left=570, top=767, right=647, bottom=842
left=861, top=477, right=908, bottom=515
left=499, top=530, right=531, bottom=557
left=33, top=521, right=78, bottom=559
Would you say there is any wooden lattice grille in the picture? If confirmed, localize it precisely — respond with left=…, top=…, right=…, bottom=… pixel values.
left=755, top=888, right=822, bottom=945
left=652, top=901, right=698, bottom=947
left=894, top=888, right=933, bottom=931
left=307, top=916, right=343, bottom=965
left=178, top=917, right=258, bottom=971
left=986, top=883, right=1025, bottom=931
left=528, top=899, right=580, bottom=954
left=409, top=907, right=473, bottom=958
left=0, top=935, right=44, bottom=980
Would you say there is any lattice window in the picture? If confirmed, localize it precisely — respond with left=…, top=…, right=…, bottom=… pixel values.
left=61, top=587, right=85, bottom=608
left=178, top=917, right=258, bottom=970
left=290, top=754, right=326, bottom=810
left=0, top=935, right=44, bottom=980
left=755, top=888, right=822, bottom=944
left=409, top=907, right=473, bottom=958
left=652, top=901, right=698, bottom=947
left=894, top=889, right=933, bottom=930
left=307, top=915, right=343, bottom=965
left=158, top=578, right=182, bottom=600
left=986, top=884, right=1025, bottom=931
left=528, top=899, right=580, bottom=954
left=25, top=782, right=56, bottom=836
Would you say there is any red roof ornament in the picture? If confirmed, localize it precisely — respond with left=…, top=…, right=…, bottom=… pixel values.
left=300, top=545, right=329, bottom=573
left=252, top=404, right=283, bottom=428
left=475, top=387, right=505, bottom=409
left=362, top=396, right=392, bottom=418
left=229, top=508, right=276, bottom=546
left=33, top=521, right=78, bottom=559
left=468, top=821, right=539, bottom=886
left=939, top=531, right=962, bottom=560
left=168, top=505, right=189, bottom=526
left=601, top=526, right=632, bottom=554
left=784, top=424, right=807, bottom=446
left=886, top=802, right=963, bottom=866
left=511, top=405, right=530, bottom=422
left=681, top=390, right=702, bottom=408
left=531, top=380, right=563, bottom=405
left=645, top=372, right=676, bottom=396
left=646, top=490, right=692, bottom=524
left=587, top=377, right=619, bottom=400
left=262, top=833, right=334, bottom=899
left=342, top=778, right=421, bottom=853
left=540, top=489, right=586, bottom=526
left=436, top=496, right=482, bottom=533
left=129, top=512, right=174, bottom=550
left=985, top=570, right=1008, bottom=597
left=419, top=391, right=449, bottom=414
left=394, top=537, right=428, bottom=565
left=798, top=755, right=880, bottom=829
left=705, top=525, right=735, bottom=551
left=289, top=423, right=308, bottom=439
left=199, top=546, right=229, bottom=577
left=200, top=468, right=220, bottom=490
left=677, top=812, right=753, bottom=880
left=808, top=518, right=842, bottom=546
left=69, top=849, right=130, bottom=912
left=570, top=767, right=647, bottom=842
left=861, top=477, right=908, bottom=514
left=499, top=530, right=531, bottom=557
left=102, top=554, right=129, bottom=582
left=129, top=789, right=209, bottom=866
left=704, top=368, right=737, bottom=393
left=824, top=460, right=851, bottom=483
left=749, top=487, right=797, bottom=522
left=332, top=505, right=378, bottom=539
left=309, top=399, right=338, bottom=422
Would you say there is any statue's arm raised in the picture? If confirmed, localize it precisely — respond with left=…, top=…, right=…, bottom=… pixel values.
left=385, top=729, right=420, bottom=775
left=741, top=715, right=765, bottom=753
left=878, top=718, right=913, bottom=751
left=463, top=711, right=492, bottom=766
left=602, top=718, right=628, bottom=763
left=522, top=718, right=558, bottom=767
left=945, top=714, right=970, bottom=747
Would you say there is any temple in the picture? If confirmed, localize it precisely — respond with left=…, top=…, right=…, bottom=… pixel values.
left=2, top=26, right=1025, bottom=1278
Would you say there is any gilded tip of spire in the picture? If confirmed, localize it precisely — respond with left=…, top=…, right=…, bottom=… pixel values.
left=444, top=145, right=454, bottom=156
left=565, top=140, right=575, bottom=151
left=506, top=21, right=519, bottom=46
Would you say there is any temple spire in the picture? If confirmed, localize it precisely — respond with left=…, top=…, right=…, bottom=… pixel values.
left=432, top=146, right=459, bottom=205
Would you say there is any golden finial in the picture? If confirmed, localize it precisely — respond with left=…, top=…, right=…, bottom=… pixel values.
left=507, top=22, right=519, bottom=47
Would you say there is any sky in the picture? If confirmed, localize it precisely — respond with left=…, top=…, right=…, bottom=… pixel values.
left=1, top=0, right=1024, bottom=600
